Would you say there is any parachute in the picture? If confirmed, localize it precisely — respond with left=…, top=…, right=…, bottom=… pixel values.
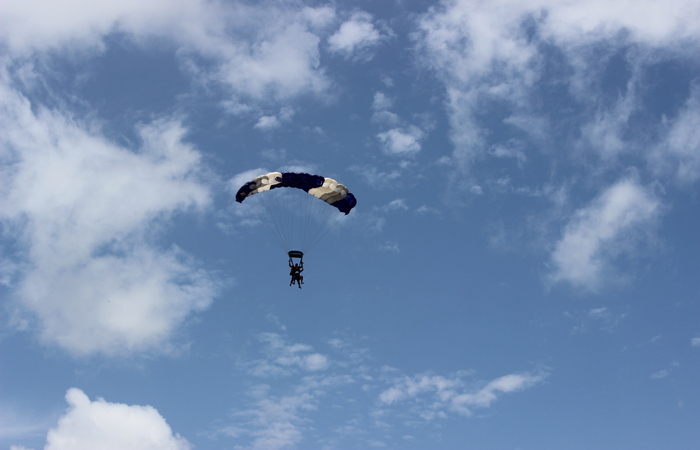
left=235, top=171, right=357, bottom=261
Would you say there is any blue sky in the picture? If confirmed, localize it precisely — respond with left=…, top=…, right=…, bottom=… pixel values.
left=1, top=0, right=700, bottom=449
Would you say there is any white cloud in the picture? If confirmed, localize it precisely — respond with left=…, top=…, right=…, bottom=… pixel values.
left=222, top=334, right=359, bottom=449
left=42, top=388, right=190, bottom=450
left=537, top=0, right=700, bottom=47
left=379, top=370, right=546, bottom=418
left=227, top=387, right=311, bottom=450
left=451, top=373, right=545, bottom=412
left=650, top=362, right=679, bottom=380
left=385, top=199, right=408, bottom=211
left=379, top=242, right=400, bottom=253
left=415, top=0, right=700, bottom=178
left=488, top=140, right=527, bottom=166
left=691, top=337, right=700, bottom=347
left=565, top=306, right=627, bottom=333
left=0, top=0, right=336, bottom=105
left=328, top=11, right=386, bottom=60
left=416, top=1, right=539, bottom=170
left=650, top=84, right=700, bottom=185
left=216, top=330, right=546, bottom=447
left=548, top=179, right=660, bottom=291
left=370, top=91, right=428, bottom=157
left=650, top=369, right=670, bottom=379
left=0, top=81, right=215, bottom=356
left=303, top=353, right=330, bottom=371
left=372, top=92, right=393, bottom=112
left=350, top=165, right=402, bottom=189
left=1, top=403, right=52, bottom=447
left=254, top=115, right=281, bottom=130
left=371, top=92, right=399, bottom=125
left=254, top=107, right=295, bottom=131
left=211, top=6, right=334, bottom=103
left=248, top=333, right=331, bottom=376
left=416, top=205, right=439, bottom=214
left=579, top=90, right=637, bottom=159
left=225, top=372, right=362, bottom=450
left=377, top=126, right=425, bottom=156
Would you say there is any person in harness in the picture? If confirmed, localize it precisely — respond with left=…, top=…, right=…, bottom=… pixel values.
left=289, top=260, right=304, bottom=288
left=288, top=251, right=304, bottom=288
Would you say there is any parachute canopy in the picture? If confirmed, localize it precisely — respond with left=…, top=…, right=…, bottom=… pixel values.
left=235, top=171, right=356, bottom=214
left=235, top=171, right=357, bottom=254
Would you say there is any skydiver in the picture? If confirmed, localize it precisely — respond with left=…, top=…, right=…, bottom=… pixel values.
left=289, top=260, right=304, bottom=288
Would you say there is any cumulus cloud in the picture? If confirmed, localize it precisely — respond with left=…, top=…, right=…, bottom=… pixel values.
left=328, top=11, right=387, bottom=60
left=377, top=126, right=425, bottom=156
left=0, top=80, right=215, bottom=356
left=42, top=388, right=190, bottom=450
left=371, top=91, right=429, bottom=157
left=548, top=179, right=660, bottom=291
left=692, top=337, right=700, bottom=347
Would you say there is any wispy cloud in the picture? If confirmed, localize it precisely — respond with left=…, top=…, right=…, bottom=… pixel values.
left=379, top=241, right=400, bottom=253
left=214, top=332, right=548, bottom=448
left=415, top=0, right=700, bottom=175
left=0, top=403, right=53, bottom=447
left=565, top=306, right=628, bottom=333
left=650, top=361, right=679, bottom=380
left=548, top=179, right=660, bottom=291
left=378, top=370, right=547, bottom=419
left=223, top=333, right=354, bottom=449
left=248, top=333, right=330, bottom=377
left=650, top=84, right=700, bottom=185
